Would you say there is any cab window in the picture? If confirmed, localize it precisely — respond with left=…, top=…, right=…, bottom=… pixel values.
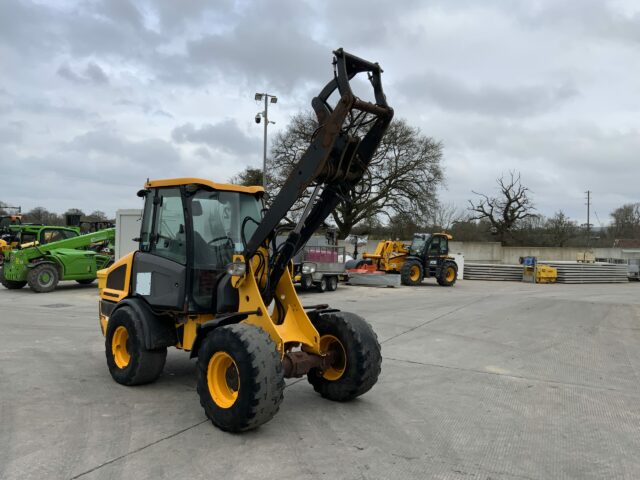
left=41, top=229, right=66, bottom=244
left=150, top=188, right=186, bottom=265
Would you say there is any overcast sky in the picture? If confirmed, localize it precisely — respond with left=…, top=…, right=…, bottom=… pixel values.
left=1, top=0, right=638, bottom=226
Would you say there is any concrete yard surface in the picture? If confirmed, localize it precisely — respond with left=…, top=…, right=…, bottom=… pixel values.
left=1, top=279, right=639, bottom=479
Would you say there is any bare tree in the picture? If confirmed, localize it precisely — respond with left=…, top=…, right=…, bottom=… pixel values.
left=468, top=171, right=536, bottom=244
left=23, top=207, right=62, bottom=225
left=270, top=113, right=444, bottom=239
left=429, top=201, right=463, bottom=231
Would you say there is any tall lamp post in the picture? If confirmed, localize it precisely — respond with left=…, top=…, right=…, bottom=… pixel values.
left=254, top=92, right=277, bottom=190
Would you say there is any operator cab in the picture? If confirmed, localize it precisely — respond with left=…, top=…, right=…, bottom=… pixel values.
left=409, top=232, right=450, bottom=258
left=134, top=179, right=263, bottom=314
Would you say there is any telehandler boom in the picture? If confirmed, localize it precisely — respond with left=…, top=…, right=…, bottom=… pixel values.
left=1, top=228, right=114, bottom=292
left=97, top=48, right=394, bottom=432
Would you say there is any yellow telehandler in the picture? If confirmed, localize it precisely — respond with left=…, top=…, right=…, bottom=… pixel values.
left=97, top=48, right=394, bottom=432
left=359, top=232, right=458, bottom=286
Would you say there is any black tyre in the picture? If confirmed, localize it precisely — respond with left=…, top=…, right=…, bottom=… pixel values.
left=316, top=276, right=328, bottom=293
left=76, top=278, right=95, bottom=285
left=300, top=274, right=314, bottom=291
left=437, top=262, right=458, bottom=287
left=355, top=259, right=371, bottom=269
left=400, top=260, right=423, bottom=286
left=27, top=263, right=59, bottom=293
left=196, top=324, right=284, bottom=432
left=105, top=306, right=167, bottom=386
left=307, top=312, right=382, bottom=401
left=0, top=268, right=26, bottom=290
left=327, top=276, right=338, bottom=291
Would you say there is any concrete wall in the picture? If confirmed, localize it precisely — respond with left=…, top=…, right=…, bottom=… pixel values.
left=339, top=238, right=640, bottom=265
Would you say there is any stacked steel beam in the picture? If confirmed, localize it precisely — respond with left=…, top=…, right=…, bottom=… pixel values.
left=463, top=263, right=522, bottom=281
left=539, top=261, right=628, bottom=284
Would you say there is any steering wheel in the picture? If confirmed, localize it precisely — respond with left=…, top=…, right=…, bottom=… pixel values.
left=208, top=235, right=233, bottom=246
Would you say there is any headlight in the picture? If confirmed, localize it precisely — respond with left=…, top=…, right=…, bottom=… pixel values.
left=226, top=261, right=246, bottom=276
left=301, top=262, right=316, bottom=274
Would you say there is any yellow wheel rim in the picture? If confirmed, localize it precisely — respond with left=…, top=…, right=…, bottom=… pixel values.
left=410, top=265, right=421, bottom=282
left=446, top=267, right=455, bottom=282
left=320, top=335, right=347, bottom=381
left=112, top=326, right=130, bottom=369
left=207, top=352, right=239, bottom=409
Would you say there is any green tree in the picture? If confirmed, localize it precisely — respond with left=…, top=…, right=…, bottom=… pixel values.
left=610, top=203, right=640, bottom=239
left=545, top=211, right=577, bottom=247
left=229, top=167, right=265, bottom=187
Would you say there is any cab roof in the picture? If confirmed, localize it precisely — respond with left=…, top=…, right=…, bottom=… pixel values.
left=145, top=178, right=264, bottom=195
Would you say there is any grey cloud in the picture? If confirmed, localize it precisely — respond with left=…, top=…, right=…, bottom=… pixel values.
left=172, top=120, right=260, bottom=156
left=0, top=122, right=23, bottom=144
left=399, top=72, right=578, bottom=117
left=66, top=130, right=181, bottom=169
left=57, top=62, right=109, bottom=85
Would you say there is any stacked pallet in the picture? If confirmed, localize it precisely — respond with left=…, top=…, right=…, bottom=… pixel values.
left=539, top=262, right=628, bottom=284
left=464, top=263, right=522, bottom=281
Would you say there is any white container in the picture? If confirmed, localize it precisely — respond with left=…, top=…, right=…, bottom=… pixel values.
left=451, top=253, right=464, bottom=280
left=115, top=209, right=142, bottom=259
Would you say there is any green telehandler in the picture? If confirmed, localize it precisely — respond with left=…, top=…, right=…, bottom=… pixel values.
left=1, top=228, right=115, bottom=292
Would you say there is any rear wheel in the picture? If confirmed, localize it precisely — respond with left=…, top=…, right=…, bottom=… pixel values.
left=400, top=260, right=423, bottom=286
left=27, top=264, right=59, bottom=293
left=0, top=268, right=26, bottom=289
left=307, top=312, right=382, bottom=401
left=327, top=276, right=338, bottom=291
left=76, top=279, right=95, bottom=285
left=196, top=324, right=284, bottom=432
left=316, top=276, right=328, bottom=293
left=105, top=306, right=167, bottom=385
left=437, top=262, right=458, bottom=286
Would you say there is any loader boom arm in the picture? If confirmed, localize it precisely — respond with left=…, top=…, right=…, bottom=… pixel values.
left=244, top=48, right=394, bottom=303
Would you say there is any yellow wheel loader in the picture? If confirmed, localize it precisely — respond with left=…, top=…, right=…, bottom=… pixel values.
left=97, top=49, right=394, bottom=432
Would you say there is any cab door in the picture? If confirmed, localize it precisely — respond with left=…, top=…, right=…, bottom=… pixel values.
left=424, top=236, right=448, bottom=277
left=132, top=187, right=187, bottom=310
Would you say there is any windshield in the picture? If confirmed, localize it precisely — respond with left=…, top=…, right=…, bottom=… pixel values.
left=191, top=189, right=262, bottom=263
left=409, top=234, right=431, bottom=256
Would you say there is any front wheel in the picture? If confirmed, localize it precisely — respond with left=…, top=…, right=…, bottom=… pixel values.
left=27, top=264, right=59, bottom=293
left=196, top=324, right=284, bottom=432
left=400, top=260, right=423, bottom=286
left=437, top=262, right=458, bottom=286
left=327, top=276, right=338, bottom=291
left=307, top=312, right=382, bottom=401
left=105, top=306, right=167, bottom=385
left=299, top=274, right=314, bottom=291
left=0, top=268, right=26, bottom=290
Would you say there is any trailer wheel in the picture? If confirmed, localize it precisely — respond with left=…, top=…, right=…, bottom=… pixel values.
left=105, top=306, right=167, bottom=386
left=27, top=264, right=59, bottom=293
left=316, top=276, right=328, bottom=293
left=327, top=276, right=338, bottom=291
left=196, top=324, right=284, bottom=432
left=0, top=269, right=26, bottom=289
left=307, top=312, right=382, bottom=401
left=400, top=260, right=422, bottom=286
left=76, top=279, right=95, bottom=285
left=437, top=262, right=457, bottom=287
left=300, top=274, right=314, bottom=291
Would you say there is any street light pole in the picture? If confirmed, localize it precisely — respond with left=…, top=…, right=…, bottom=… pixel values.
left=254, top=92, right=278, bottom=190
left=262, top=94, right=268, bottom=190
